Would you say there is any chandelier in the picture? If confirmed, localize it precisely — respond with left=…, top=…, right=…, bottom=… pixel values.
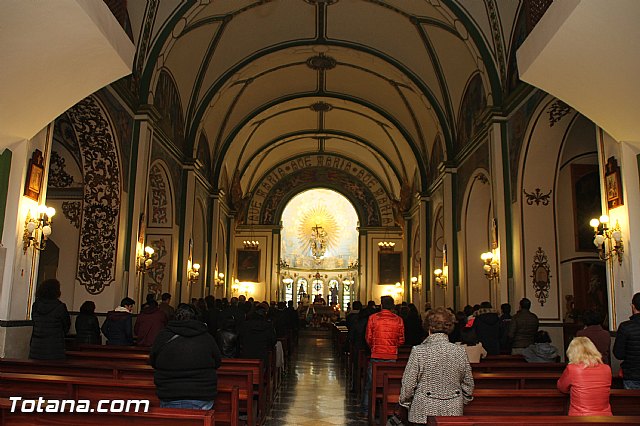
left=310, top=224, right=328, bottom=260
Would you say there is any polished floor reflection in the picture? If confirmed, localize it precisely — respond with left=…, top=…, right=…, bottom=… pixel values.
left=265, top=330, right=366, bottom=425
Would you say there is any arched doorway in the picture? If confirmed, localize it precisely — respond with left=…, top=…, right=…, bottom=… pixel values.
left=279, top=188, right=359, bottom=312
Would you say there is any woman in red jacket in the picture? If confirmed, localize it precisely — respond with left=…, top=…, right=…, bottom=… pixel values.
left=557, top=336, right=612, bottom=416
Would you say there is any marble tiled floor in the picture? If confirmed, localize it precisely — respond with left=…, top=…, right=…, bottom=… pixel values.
left=264, top=330, right=367, bottom=426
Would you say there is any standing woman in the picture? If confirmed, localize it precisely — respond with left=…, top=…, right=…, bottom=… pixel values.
left=75, top=300, right=101, bottom=345
left=557, top=336, right=612, bottom=416
left=29, top=279, right=71, bottom=359
left=399, top=307, right=474, bottom=424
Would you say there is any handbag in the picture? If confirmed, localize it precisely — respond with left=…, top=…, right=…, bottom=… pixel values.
left=385, top=413, right=405, bottom=426
left=386, top=404, right=407, bottom=426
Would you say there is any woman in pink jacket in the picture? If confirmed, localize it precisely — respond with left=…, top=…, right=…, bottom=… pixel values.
left=557, top=336, right=612, bottom=416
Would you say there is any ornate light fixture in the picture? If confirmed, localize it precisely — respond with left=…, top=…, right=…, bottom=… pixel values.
left=411, top=275, right=422, bottom=293
left=214, top=272, right=225, bottom=287
left=590, top=215, right=623, bottom=265
left=378, top=241, right=396, bottom=252
left=136, top=246, right=154, bottom=274
left=481, top=251, right=499, bottom=280
left=311, top=224, right=328, bottom=259
left=434, top=244, right=448, bottom=289
left=433, top=268, right=447, bottom=289
left=23, top=205, right=55, bottom=253
left=243, top=240, right=259, bottom=250
left=187, top=260, right=200, bottom=284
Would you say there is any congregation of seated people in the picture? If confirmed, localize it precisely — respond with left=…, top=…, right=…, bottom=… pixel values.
left=20, top=279, right=640, bottom=424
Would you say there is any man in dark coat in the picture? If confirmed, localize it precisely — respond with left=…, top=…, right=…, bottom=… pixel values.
left=29, top=279, right=71, bottom=360
left=238, top=304, right=276, bottom=366
left=101, top=297, right=135, bottom=345
left=613, top=292, right=640, bottom=389
left=472, top=301, right=502, bottom=355
left=509, top=298, right=539, bottom=354
left=134, top=299, right=167, bottom=346
left=151, top=303, right=222, bottom=409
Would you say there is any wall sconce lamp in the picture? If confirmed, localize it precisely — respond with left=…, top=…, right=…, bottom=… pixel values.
left=590, top=215, right=623, bottom=265
left=214, top=272, right=225, bottom=287
left=187, top=261, right=201, bottom=284
left=136, top=246, right=154, bottom=274
left=411, top=275, right=422, bottom=293
left=433, top=268, right=447, bottom=289
left=481, top=251, right=499, bottom=280
left=23, top=205, right=55, bottom=253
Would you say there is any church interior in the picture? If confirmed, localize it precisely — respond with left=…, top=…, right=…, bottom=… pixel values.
left=1, top=0, right=640, bottom=424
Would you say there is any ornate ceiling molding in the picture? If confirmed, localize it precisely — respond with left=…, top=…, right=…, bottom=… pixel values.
left=244, top=153, right=396, bottom=227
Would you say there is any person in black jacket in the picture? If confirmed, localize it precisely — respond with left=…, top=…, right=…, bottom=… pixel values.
left=238, top=304, right=276, bottom=367
left=472, top=301, right=501, bottom=355
left=216, top=315, right=239, bottom=358
left=151, top=303, right=222, bottom=409
left=29, top=279, right=71, bottom=360
left=101, top=297, right=135, bottom=345
left=613, top=292, right=640, bottom=389
left=75, top=300, right=101, bottom=345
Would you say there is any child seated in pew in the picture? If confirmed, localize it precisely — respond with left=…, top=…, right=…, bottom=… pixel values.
left=459, top=326, right=487, bottom=363
left=523, top=330, right=560, bottom=363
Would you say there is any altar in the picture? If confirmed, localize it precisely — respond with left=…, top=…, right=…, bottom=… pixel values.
left=299, top=304, right=341, bottom=328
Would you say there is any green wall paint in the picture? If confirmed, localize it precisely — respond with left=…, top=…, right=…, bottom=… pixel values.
left=0, top=149, right=13, bottom=242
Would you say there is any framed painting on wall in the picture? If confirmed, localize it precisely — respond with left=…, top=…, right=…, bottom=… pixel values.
left=605, top=156, right=623, bottom=209
left=237, top=249, right=260, bottom=282
left=378, top=252, right=402, bottom=284
left=24, top=149, right=44, bottom=201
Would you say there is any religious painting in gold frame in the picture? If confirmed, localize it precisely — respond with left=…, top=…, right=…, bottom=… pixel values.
left=604, top=156, right=623, bottom=210
left=237, top=249, right=260, bottom=282
left=378, top=252, right=402, bottom=284
left=24, top=149, right=44, bottom=201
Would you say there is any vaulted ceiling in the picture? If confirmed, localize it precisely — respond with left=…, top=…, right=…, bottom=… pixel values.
left=140, top=0, right=513, bottom=198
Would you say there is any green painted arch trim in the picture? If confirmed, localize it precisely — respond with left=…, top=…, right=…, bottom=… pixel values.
left=237, top=129, right=405, bottom=192
left=210, top=91, right=429, bottom=192
left=441, top=0, right=503, bottom=104
left=137, top=1, right=197, bottom=104
left=186, top=39, right=453, bottom=158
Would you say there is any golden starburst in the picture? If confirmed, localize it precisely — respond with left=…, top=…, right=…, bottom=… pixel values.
left=297, top=205, right=339, bottom=257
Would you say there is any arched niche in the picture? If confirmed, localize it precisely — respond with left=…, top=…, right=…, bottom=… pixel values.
left=191, top=197, right=207, bottom=299
left=144, top=161, right=176, bottom=299
left=153, top=69, right=185, bottom=153
left=462, top=171, right=493, bottom=306
left=432, top=205, right=446, bottom=307
left=518, top=95, right=579, bottom=320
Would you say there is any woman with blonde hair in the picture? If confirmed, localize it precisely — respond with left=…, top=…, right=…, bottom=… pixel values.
left=557, top=336, right=612, bottom=416
left=399, top=307, right=474, bottom=424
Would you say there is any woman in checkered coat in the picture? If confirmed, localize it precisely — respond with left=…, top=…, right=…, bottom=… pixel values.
left=399, top=307, right=474, bottom=424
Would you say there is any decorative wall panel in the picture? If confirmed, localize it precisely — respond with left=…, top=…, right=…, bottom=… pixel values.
left=144, top=234, right=171, bottom=298
left=67, top=97, right=121, bottom=295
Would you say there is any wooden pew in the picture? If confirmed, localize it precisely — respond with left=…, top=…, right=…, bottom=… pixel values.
left=426, top=415, right=640, bottom=425
left=65, top=350, right=150, bottom=363
left=470, top=361, right=566, bottom=373
left=379, top=376, right=640, bottom=425
left=72, top=344, right=151, bottom=354
left=64, top=349, right=270, bottom=424
left=0, top=398, right=217, bottom=426
left=0, top=358, right=252, bottom=426
left=0, top=373, right=239, bottom=426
